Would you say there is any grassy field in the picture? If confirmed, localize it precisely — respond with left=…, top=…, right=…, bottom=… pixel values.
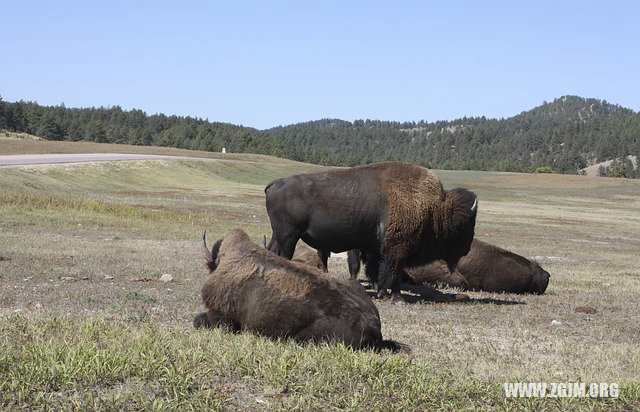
left=1, top=138, right=639, bottom=410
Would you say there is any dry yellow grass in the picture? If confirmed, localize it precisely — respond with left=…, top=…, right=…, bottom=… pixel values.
left=1, top=141, right=639, bottom=409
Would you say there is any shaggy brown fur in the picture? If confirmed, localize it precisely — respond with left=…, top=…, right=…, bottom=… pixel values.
left=264, top=161, right=477, bottom=301
left=396, top=239, right=550, bottom=294
left=292, top=244, right=327, bottom=271
left=195, top=228, right=404, bottom=351
left=457, top=239, right=550, bottom=294
left=348, top=249, right=468, bottom=290
left=381, top=163, right=445, bottom=260
left=404, top=260, right=468, bottom=289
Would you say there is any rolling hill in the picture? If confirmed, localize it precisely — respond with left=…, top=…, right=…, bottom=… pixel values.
left=1, top=95, right=639, bottom=176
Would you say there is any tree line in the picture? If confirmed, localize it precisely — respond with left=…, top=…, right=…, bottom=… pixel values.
left=1, top=95, right=639, bottom=177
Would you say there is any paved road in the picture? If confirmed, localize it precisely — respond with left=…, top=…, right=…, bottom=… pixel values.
left=0, top=153, right=212, bottom=167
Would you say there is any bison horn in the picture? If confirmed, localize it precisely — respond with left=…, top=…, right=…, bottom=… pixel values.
left=200, top=230, right=213, bottom=263
left=261, top=234, right=267, bottom=248
left=470, top=198, right=478, bottom=212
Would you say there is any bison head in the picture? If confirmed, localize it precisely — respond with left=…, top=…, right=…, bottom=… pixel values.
left=442, top=188, right=477, bottom=269
left=200, top=230, right=223, bottom=272
left=529, top=261, right=551, bottom=294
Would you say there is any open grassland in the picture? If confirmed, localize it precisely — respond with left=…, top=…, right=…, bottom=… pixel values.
left=0, top=135, right=304, bottom=165
left=1, top=143, right=639, bottom=410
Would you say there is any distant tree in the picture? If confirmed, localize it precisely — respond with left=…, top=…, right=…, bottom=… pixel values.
left=598, top=165, right=607, bottom=177
left=36, top=112, right=64, bottom=140
left=84, top=120, right=107, bottom=143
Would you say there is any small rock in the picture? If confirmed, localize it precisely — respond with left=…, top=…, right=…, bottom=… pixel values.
left=104, top=275, right=114, bottom=280
left=27, top=301, right=42, bottom=310
left=81, top=276, right=90, bottom=280
left=60, top=277, right=75, bottom=281
left=551, top=320, right=562, bottom=325
left=575, top=306, right=597, bottom=314
left=159, top=273, right=173, bottom=283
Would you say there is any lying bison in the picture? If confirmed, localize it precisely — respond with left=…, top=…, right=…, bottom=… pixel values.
left=454, top=239, right=550, bottom=294
left=349, top=239, right=550, bottom=294
left=348, top=249, right=468, bottom=289
left=195, top=228, right=404, bottom=351
left=265, top=161, right=478, bottom=301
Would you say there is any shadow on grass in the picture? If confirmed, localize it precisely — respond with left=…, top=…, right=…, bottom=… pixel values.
left=359, top=280, right=525, bottom=306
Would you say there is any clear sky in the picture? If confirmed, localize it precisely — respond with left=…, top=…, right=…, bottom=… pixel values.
left=2, top=1, right=639, bottom=129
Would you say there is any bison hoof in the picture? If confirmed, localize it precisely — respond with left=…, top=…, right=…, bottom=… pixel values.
left=391, top=294, right=406, bottom=305
left=454, top=293, right=470, bottom=302
left=376, top=289, right=391, bottom=299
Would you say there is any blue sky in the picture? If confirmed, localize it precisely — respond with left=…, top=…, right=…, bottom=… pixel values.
left=2, top=1, right=639, bottom=129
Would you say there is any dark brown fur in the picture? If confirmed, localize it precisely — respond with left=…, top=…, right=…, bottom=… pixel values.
left=457, top=239, right=550, bottom=294
left=396, top=239, right=550, bottom=294
left=348, top=249, right=468, bottom=289
left=265, top=161, right=477, bottom=301
left=404, top=260, right=468, bottom=289
left=292, top=244, right=327, bottom=271
left=195, top=228, right=405, bottom=351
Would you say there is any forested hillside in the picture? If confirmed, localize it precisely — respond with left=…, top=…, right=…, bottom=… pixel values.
left=1, top=96, right=639, bottom=176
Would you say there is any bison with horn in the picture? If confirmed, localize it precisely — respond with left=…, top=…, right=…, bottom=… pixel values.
left=195, top=228, right=405, bottom=351
left=264, top=161, right=478, bottom=302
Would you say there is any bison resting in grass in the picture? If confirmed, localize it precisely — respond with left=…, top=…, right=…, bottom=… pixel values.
left=348, top=248, right=468, bottom=289
left=195, top=228, right=404, bottom=351
left=453, top=239, right=550, bottom=294
left=349, top=239, right=550, bottom=295
left=265, top=161, right=477, bottom=301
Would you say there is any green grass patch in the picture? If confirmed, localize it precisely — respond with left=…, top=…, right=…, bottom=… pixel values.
left=2, top=314, right=635, bottom=410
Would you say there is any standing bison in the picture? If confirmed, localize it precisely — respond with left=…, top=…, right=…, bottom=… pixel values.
left=265, top=161, right=478, bottom=301
left=195, top=228, right=404, bottom=351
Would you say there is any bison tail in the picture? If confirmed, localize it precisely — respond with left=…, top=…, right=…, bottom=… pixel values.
left=375, top=339, right=411, bottom=354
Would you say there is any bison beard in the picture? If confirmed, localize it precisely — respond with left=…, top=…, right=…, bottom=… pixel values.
left=264, top=161, right=477, bottom=301
left=196, top=228, right=407, bottom=352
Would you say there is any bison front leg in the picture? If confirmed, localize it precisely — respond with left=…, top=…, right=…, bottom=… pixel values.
left=347, top=249, right=361, bottom=279
left=317, top=249, right=330, bottom=272
left=378, top=256, right=405, bottom=303
left=267, top=232, right=299, bottom=260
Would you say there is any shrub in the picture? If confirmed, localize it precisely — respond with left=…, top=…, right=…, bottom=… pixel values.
left=534, top=166, right=553, bottom=174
